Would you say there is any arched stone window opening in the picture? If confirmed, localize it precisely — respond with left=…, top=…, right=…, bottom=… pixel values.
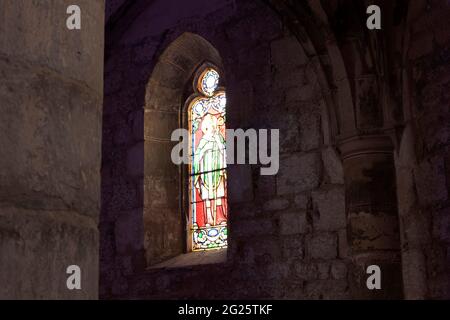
left=143, top=33, right=226, bottom=267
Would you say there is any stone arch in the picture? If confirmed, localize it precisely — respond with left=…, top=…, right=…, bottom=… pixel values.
left=101, top=0, right=355, bottom=299
left=143, top=32, right=224, bottom=266
left=264, top=0, right=356, bottom=141
left=266, top=0, right=405, bottom=298
left=395, top=124, right=428, bottom=299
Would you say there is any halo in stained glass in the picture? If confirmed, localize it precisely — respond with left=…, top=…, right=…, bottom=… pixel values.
left=198, top=68, right=220, bottom=96
left=215, top=92, right=226, bottom=113
left=191, top=98, right=208, bottom=119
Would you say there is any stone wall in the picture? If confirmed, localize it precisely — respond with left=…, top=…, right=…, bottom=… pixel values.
left=102, top=0, right=450, bottom=300
left=0, top=0, right=104, bottom=299
left=101, top=0, right=350, bottom=299
left=1, top=0, right=448, bottom=300
left=396, top=0, right=450, bottom=300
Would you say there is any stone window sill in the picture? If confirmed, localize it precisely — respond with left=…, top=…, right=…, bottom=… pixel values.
left=147, top=249, right=227, bottom=270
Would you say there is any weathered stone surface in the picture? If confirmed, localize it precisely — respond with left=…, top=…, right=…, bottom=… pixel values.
left=264, top=198, right=290, bottom=211
left=143, top=110, right=178, bottom=141
left=228, top=165, right=254, bottom=204
left=312, top=187, right=346, bottom=231
left=294, top=194, right=309, bottom=210
left=144, top=206, right=184, bottom=265
left=279, top=211, right=308, bottom=235
left=432, top=209, right=450, bottom=242
left=144, top=141, right=177, bottom=177
left=247, top=238, right=281, bottom=262
left=0, top=0, right=105, bottom=94
left=271, top=36, right=308, bottom=72
left=331, top=261, right=347, bottom=280
left=144, top=176, right=178, bottom=210
left=254, top=174, right=276, bottom=200
left=286, top=83, right=318, bottom=103
left=0, top=58, right=102, bottom=217
left=277, top=152, right=321, bottom=195
left=282, top=236, right=304, bottom=259
left=400, top=16, right=450, bottom=298
left=414, top=156, right=448, bottom=206
left=115, top=209, right=144, bottom=255
left=408, top=30, right=434, bottom=60
left=100, top=0, right=350, bottom=300
left=127, top=142, right=144, bottom=178
left=273, top=102, right=322, bottom=153
left=277, top=112, right=303, bottom=153
left=305, top=280, right=349, bottom=299
left=0, top=0, right=104, bottom=300
left=321, top=147, right=344, bottom=184
left=338, top=229, right=349, bottom=259
left=355, top=76, right=382, bottom=129
left=348, top=212, right=403, bottom=252
left=233, top=218, right=275, bottom=237
left=3, top=0, right=450, bottom=302
left=401, top=248, right=428, bottom=299
left=294, top=262, right=318, bottom=280
left=101, top=0, right=450, bottom=301
left=317, top=262, right=330, bottom=280
left=265, top=262, right=290, bottom=280
left=226, top=7, right=282, bottom=46
left=298, top=104, right=322, bottom=151
left=0, top=207, right=98, bottom=299
left=307, top=233, right=337, bottom=260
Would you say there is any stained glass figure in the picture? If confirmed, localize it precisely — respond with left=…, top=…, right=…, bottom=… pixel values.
left=189, top=68, right=227, bottom=251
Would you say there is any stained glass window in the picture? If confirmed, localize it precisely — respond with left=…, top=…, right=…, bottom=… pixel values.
left=189, top=68, right=228, bottom=251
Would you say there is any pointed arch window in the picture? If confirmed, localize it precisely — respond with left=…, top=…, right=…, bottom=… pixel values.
left=188, top=68, right=228, bottom=251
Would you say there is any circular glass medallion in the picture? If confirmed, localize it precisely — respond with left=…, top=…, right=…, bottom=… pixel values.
left=199, top=68, right=219, bottom=96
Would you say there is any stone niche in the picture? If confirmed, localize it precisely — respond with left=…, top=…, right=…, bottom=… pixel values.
left=142, top=33, right=224, bottom=266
